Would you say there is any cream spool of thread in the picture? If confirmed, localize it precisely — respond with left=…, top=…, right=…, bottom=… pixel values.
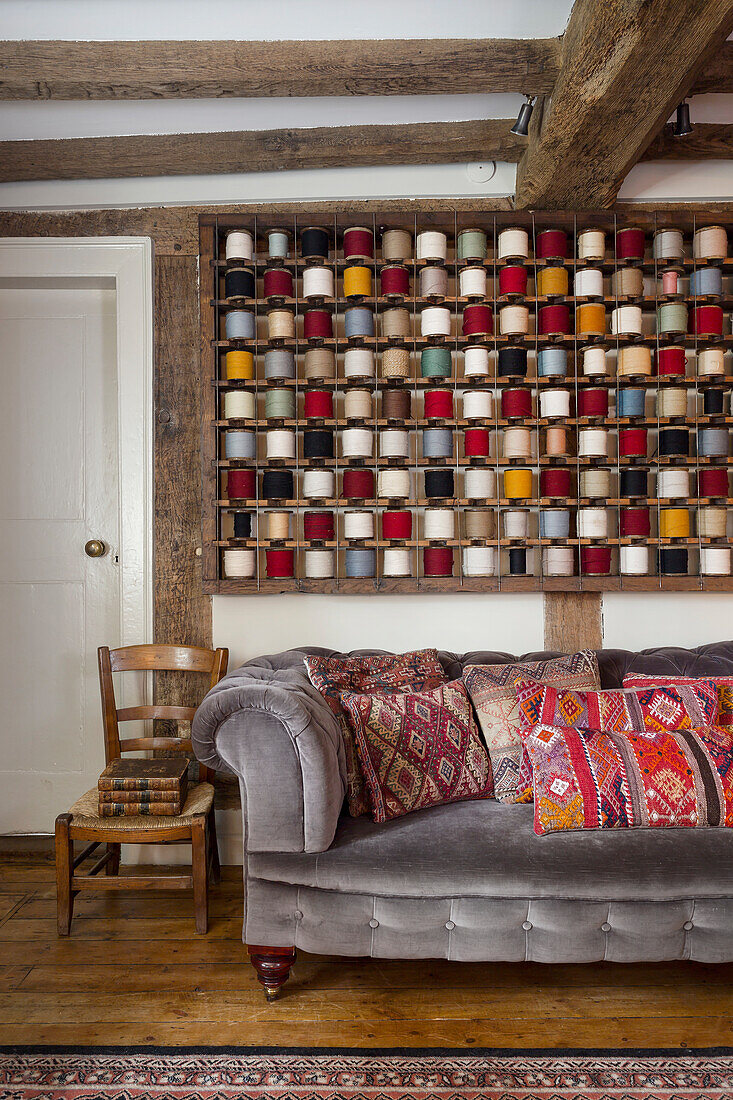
left=416, top=231, right=447, bottom=262
left=698, top=347, right=726, bottom=377
left=302, top=468, right=335, bottom=499
left=267, top=510, right=291, bottom=540
left=498, top=227, right=529, bottom=261
left=611, top=305, right=642, bottom=336
left=225, top=230, right=253, bottom=262
left=694, top=225, right=728, bottom=261
left=698, top=506, right=727, bottom=537
left=657, top=467, right=690, bottom=498
left=464, top=346, right=491, bottom=376
left=342, top=427, right=373, bottom=458
left=223, top=549, right=256, bottom=578
left=580, top=468, right=611, bottom=497
left=579, top=428, right=608, bottom=457
left=382, top=228, right=412, bottom=262
left=657, top=301, right=688, bottom=336
left=463, top=546, right=495, bottom=576
left=611, top=265, right=644, bottom=298
left=383, top=548, right=412, bottom=576
left=537, top=266, right=569, bottom=297
left=577, top=507, right=608, bottom=538
left=618, top=345, right=652, bottom=377
left=268, top=309, right=295, bottom=340
left=344, top=347, right=375, bottom=378
left=499, top=305, right=529, bottom=336
left=459, top=266, right=487, bottom=299
left=464, top=509, right=494, bottom=538
left=381, top=346, right=411, bottom=378
left=302, top=266, right=334, bottom=299
left=540, top=389, right=571, bottom=419
left=421, top=306, right=452, bottom=338
left=380, top=429, right=410, bottom=458
left=654, top=228, right=684, bottom=263
left=464, top=466, right=496, bottom=499
left=546, top=426, right=568, bottom=456
left=620, top=545, right=649, bottom=575
left=224, top=390, right=256, bottom=420
left=421, top=265, right=449, bottom=299
left=304, top=348, right=335, bottom=380
left=658, top=388, right=687, bottom=417
left=576, top=303, right=607, bottom=338
left=304, top=549, right=334, bottom=578
left=543, top=547, right=574, bottom=576
left=266, top=429, right=296, bottom=460
left=265, top=388, right=296, bottom=420
left=424, top=509, right=455, bottom=540
left=574, top=267, right=603, bottom=298
left=583, top=346, right=609, bottom=376
left=504, top=509, right=529, bottom=538
left=382, top=307, right=411, bottom=339
left=378, top=468, right=411, bottom=498
left=503, top=468, right=532, bottom=499
left=344, top=510, right=374, bottom=539
left=659, top=508, right=690, bottom=537
left=503, top=427, right=532, bottom=459
left=343, top=388, right=372, bottom=420
left=577, top=228, right=606, bottom=262
left=463, top=390, right=493, bottom=420
left=343, top=266, right=371, bottom=299
left=701, top=547, right=731, bottom=575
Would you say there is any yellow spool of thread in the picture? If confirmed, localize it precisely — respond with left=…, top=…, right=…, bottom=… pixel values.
left=618, top=345, right=652, bottom=377
left=504, top=468, right=533, bottom=499
left=660, top=508, right=690, bottom=538
left=537, top=266, right=569, bottom=297
left=343, top=265, right=372, bottom=298
left=226, top=350, right=254, bottom=380
left=576, top=303, right=607, bottom=337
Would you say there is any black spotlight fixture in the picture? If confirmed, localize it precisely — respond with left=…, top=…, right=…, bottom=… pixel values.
left=511, top=95, right=536, bottom=137
left=674, top=100, right=693, bottom=137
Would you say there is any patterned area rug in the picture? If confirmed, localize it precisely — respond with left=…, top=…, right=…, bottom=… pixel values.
left=1, top=1048, right=732, bottom=1099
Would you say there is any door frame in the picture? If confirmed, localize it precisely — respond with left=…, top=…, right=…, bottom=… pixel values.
left=0, top=237, right=154, bottom=651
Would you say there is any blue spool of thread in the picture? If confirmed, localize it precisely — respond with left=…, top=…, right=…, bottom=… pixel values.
left=344, top=307, right=374, bottom=339
left=264, top=349, right=295, bottom=379
left=225, top=310, right=256, bottom=340
left=224, top=431, right=256, bottom=459
left=345, top=548, right=376, bottom=577
left=618, top=388, right=646, bottom=417
left=268, top=229, right=289, bottom=259
left=699, top=427, right=729, bottom=457
left=691, top=266, right=723, bottom=297
left=423, top=428, right=453, bottom=458
left=538, top=347, right=568, bottom=377
left=539, top=509, right=570, bottom=537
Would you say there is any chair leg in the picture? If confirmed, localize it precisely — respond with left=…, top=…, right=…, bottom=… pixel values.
left=55, top=813, right=74, bottom=936
left=105, top=843, right=121, bottom=876
left=208, top=808, right=221, bottom=886
left=191, top=816, right=209, bottom=935
left=248, top=946, right=297, bottom=1001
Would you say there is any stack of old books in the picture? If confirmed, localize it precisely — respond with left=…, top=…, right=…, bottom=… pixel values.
left=97, top=758, right=189, bottom=816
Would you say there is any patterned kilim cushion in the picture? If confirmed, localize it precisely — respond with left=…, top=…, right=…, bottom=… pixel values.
left=304, top=650, right=447, bottom=816
left=340, top=680, right=493, bottom=823
left=523, top=722, right=733, bottom=836
left=624, top=675, right=733, bottom=728
left=462, top=651, right=599, bottom=802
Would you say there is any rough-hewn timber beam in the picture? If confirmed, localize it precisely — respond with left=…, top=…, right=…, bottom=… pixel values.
left=643, top=123, right=733, bottom=160
left=691, top=42, right=733, bottom=94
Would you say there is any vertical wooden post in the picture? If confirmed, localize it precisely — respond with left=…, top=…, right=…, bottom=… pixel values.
left=543, top=593, right=603, bottom=652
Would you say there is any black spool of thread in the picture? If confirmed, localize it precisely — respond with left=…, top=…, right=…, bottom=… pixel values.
left=424, top=468, right=455, bottom=499
left=224, top=267, right=255, bottom=299
left=262, top=469, right=293, bottom=500
left=303, top=429, right=334, bottom=459
left=233, top=512, right=252, bottom=538
left=658, top=428, right=689, bottom=457
left=301, top=227, right=330, bottom=259
left=620, top=468, right=648, bottom=497
left=509, top=548, right=527, bottom=575
left=659, top=547, right=688, bottom=575
left=704, top=388, right=725, bottom=415
left=498, top=346, right=528, bottom=378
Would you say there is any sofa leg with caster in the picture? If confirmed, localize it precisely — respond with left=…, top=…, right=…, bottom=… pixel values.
left=248, top=945, right=297, bottom=1001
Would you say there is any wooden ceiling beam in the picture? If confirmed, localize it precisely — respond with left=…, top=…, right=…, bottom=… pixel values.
left=691, top=42, right=733, bottom=94
left=643, top=123, right=733, bottom=160
left=514, top=0, right=733, bottom=210
left=0, top=38, right=560, bottom=100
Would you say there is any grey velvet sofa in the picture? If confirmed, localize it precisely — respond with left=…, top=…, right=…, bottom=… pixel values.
left=192, top=641, right=733, bottom=999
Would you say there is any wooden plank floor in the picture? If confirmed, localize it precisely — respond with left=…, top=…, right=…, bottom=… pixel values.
left=1, top=857, right=732, bottom=1049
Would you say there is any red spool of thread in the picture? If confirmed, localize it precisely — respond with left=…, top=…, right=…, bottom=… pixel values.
left=581, top=546, right=612, bottom=575
left=657, top=346, right=686, bottom=376
left=464, top=428, right=490, bottom=457
left=699, top=467, right=729, bottom=497
left=538, top=304, right=571, bottom=336
left=227, top=468, right=256, bottom=499
left=423, top=546, right=454, bottom=576
left=498, top=265, right=528, bottom=296
left=537, top=229, right=568, bottom=260
left=304, top=389, right=333, bottom=418
left=380, top=264, right=410, bottom=297
left=620, top=507, right=650, bottom=537
left=303, top=511, right=334, bottom=540
left=303, top=309, right=333, bottom=341
left=263, top=267, right=293, bottom=298
left=266, top=548, right=294, bottom=578
left=382, top=510, right=412, bottom=539
left=619, top=427, right=647, bottom=457
left=616, top=227, right=646, bottom=261
left=577, top=388, right=609, bottom=417
left=690, top=305, right=724, bottom=337
left=462, top=304, right=493, bottom=336
left=502, top=387, right=532, bottom=418
left=343, top=227, right=374, bottom=260
left=541, top=468, right=572, bottom=497
left=424, top=389, right=453, bottom=419
left=343, top=468, right=375, bottom=499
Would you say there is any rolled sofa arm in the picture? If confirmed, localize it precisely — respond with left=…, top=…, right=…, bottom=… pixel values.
left=192, top=664, right=347, bottom=853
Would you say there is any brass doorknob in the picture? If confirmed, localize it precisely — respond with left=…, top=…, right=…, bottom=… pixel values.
left=84, top=539, right=107, bottom=558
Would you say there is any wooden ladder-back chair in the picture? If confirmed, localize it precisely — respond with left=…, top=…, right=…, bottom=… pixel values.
left=55, top=643, right=228, bottom=936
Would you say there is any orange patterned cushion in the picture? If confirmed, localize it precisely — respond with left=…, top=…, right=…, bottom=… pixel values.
left=624, top=675, right=733, bottom=727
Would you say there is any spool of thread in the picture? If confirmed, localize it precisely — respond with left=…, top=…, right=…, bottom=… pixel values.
left=611, top=305, right=642, bottom=336
left=303, top=511, right=334, bottom=541
left=703, top=388, right=725, bottom=415
left=424, top=508, right=455, bottom=539
left=465, top=466, right=496, bottom=499
left=464, top=509, right=493, bottom=538
left=654, top=228, right=684, bottom=263
left=657, top=301, right=688, bottom=336
left=662, top=269, right=679, bottom=295
left=423, top=547, right=454, bottom=577
left=344, top=510, right=374, bottom=540
left=698, top=506, right=727, bottom=537
left=691, top=267, right=723, bottom=297
left=574, top=268, right=604, bottom=298
left=304, top=389, right=334, bottom=419
left=504, top=468, right=532, bottom=498
left=233, top=512, right=251, bottom=538
left=424, top=468, right=455, bottom=499
left=699, top=467, right=729, bottom=497
left=658, top=388, right=687, bottom=418
left=421, top=306, right=451, bottom=338
left=267, top=229, right=289, bottom=259
left=659, top=427, right=689, bottom=457
left=343, top=468, right=375, bottom=499
left=618, top=345, right=652, bottom=377
left=619, top=427, right=647, bottom=457
left=422, top=345, right=452, bottom=377
left=577, top=228, right=606, bottom=262
left=701, top=547, right=731, bottom=576
left=658, top=346, right=687, bottom=377
left=381, top=265, right=410, bottom=298
left=223, top=549, right=256, bottom=578
left=227, top=468, right=256, bottom=500
left=421, top=265, right=449, bottom=299
left=424, top=389, right=453, bottom=419
left=694, top=225, right=728, bottom=261
left=577, top=507, right=608, bottom=538
left=344, top=307, right=374, bottom=339
left=457, top=228, right=488, bottom=261
left=343, top=226, right=374, bottom=261
left=616, top=227, right=646, bottom=261
left=611, top=266, right=644, bottom=298
left=225, top=351, right=255, bottom=388
left=459, top=266, right=487, bottom=299
left=463, top=390, right=493, bottom=419
left=224, top=430, right=256, bottom=459
left=383, top=307, right=411, bottom=339
left=303, top=429, right=334, bottom=459
left=620, top=507, right=651, bottom=537
left=580, top=468, right=611, bottom=498
left=417, top=231, right=447, bottom=261
left=539, top=509, right=570, bottom=538
left=302, top=266, right=334, bottom=300
left=660, top=508, right=691, bottom=538
left=463, top=546, right=496, bottom=576
left=578, top=428, right=608, bottom=458
left=503, top=427, right=531, bottom=459
left=541, top=467, right=572, bottom=498
left=382, top=511, right=413, bottom=539
left=422, top=428, right=453, bottom=458
left=265, top=549, right=295, bottom=579
left=381, top=428, right=410, bottom=458
left=583, top=346, right=608, bottom=376
left=383, top=548, right=412, bottom=576
left=342, top=427, right=373, bottom=458
left=304, top=549, right=334, bottom=579
left=657, top=468, right=690, bottom=498
left=700, top=427, right=729, bottom=457
left=498, top=227, right=529, bottom=261
left=225, top=310, right=256, bottom=341
left=267, top=510, right=291, bottom=540
left=499, top=305, right=529, bottom=336
left=540, top=389, right=571, bottom=418
left=344, top=347, right=376, bottom=378
left=508, top=547, right=528, bottom=575
left=538, top=347, right=568, bottom=377
left=537, top=265, right=569, bottom=297
left=463, top=304, right=493, bottom=337
left=345, top=548, right=376, bottom=578
left=576, top=303, right=606, bottom=338
left=301, top=227, right=330, bottom=260
left=224, top=268, right=256, bottom=305
left=620, top=545, right=649, bottom=575
left=498, top=346, right=527, bottom=377
left=690, top=305, right=724, bottom=337
left=382, top=387, right=411, bottom=420
left=302, top=467, right=335, bottom=499
left=382, top=228, right=412, bottom=262
left=581, top=547, right=612, bottom=575
left=543, top=547, right=575, bottom=576
left=502, top=387, right=532, bottom=419
left=578, top=388, right=609, bottom=417
left=504, top=510, right=529, bottom=538
left=266, top=429, right=296, bottom=459
left=537, top=228, right=568, bottom=260
left=538, top=304, right=571, bottom=336
left=269, top=308, right=296, bottom=341
left=303, top=309, right=332, bottom=342
left=698, top=347, right=725, bottom=377
left=617, top=388, right=646, bottom=417
left=304, top=348, right=335, bottom=379
left=343, top=388, right=372, bottom=420
left=545, top=426, right=567, bottom=456
left=499, top=265, right=528, bottom=296
left=262, top=469, right=293, bottom=500
left=343, top=266, right=372, bottom=299
left=263, top=268, right=294, bottom=300
left=465, top=427, right=490, bottom=457
left=620, top=467, right=648, bottom=497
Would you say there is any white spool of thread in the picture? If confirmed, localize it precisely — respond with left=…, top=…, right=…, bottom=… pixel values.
left=611, top=305, right=643, bottom=336
left=620, top=545, right=649, bottom=575
left=223, top=548, right=256, bottom=578
left=417, top=231, right=447, bottom=261
left=540, top=389, right=571, bottom=419
left=302, top=266, right=334, bottom=299
left=460, top=266, right=487, bottom=298
left=697, top=507, right=727, bottom=537
left=543, top=546, right=575, bottom=576
left=498, top=227, right=529, bottom=261
left=577, top=507, right=608, bottom=538
left=463, top=546, right=496, bottom=576
left=654, top=228, right=684, bottom=262
left=266, top=429, right=296, bottom=459
left=342, top=427, right=373, bottom=458
left=224, top=390, right=256, bottom=420
left=701, top=546, right=731, bottom=575
left=694, top=225, right=728, bottom=261
left=302, top=468, right=335, bottom=499
left=378, top=468, right=411, bottom=498
left=380, top=429, right=410, bottom=458
left=579, top=428, right=608, bottom=457
left=463, top=390, right=493, bottom=419
left=343, top=388, right=372, bottom=419
left=657, top=468, right=690, bottom=498
left=464, top=466, right=496, bottom=499
left=574, top=268, right=604, bottom=298
left=464, top=345, right=491, bottom=376
left=499, top=305, right=529, bottom=335
left=304, top=549, right=334, bottom=578
left=583, top=346, right=609, bottom=376
left=344, top=510, right=374, bottom=539
left=344, top=347, right=375, bottom=378
left=698, top=347, right=726, bottom=377
left=420, top=265, right=449, bottom=299
left=424, top=508, right=455, bottom=540
left=580, top=468, right=611, bottom=498
left=577, top=228, right=606, bottom=262
left=383, top=548, right=412, bottom=576
left=421, top=306, right=452, bottom=337
left=504, top=510, right=529, bottom=538
left=503, top=427, right=532, bottom=459
left=225, top=230, right=254, bottom=262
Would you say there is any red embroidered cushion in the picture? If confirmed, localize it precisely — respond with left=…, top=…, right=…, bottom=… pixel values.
left=304, top=650, right=447, bottom=816
left=523, top=722, right=733, bottom=836
left=340, top=680, right=493, bottom=823
left=624, top=675, right=733, bottom=728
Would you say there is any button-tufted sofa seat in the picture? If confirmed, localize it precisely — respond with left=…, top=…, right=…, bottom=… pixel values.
left=192, top=642, right=733, bottom=998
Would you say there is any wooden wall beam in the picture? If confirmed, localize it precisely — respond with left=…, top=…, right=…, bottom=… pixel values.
left=0, top=38, right=560, bottom=100
left=643, top=123, right=733, bottom=161
left=515, top=0, right=733, bottom=210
